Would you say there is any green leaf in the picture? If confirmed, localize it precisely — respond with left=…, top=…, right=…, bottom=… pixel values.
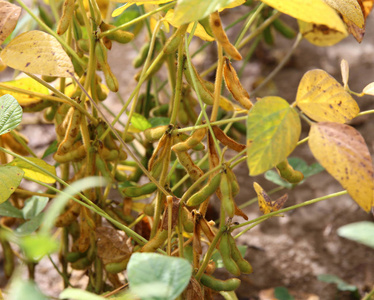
left=337, top=221, right=374, bottom=249
left=246, top=96, right=301, bottom=176
left=22, top=195, right=49, bottom=219
left=317, top=274, right=357, bottom=292
left=129, top=112, right=152, bottom=131
left=0, top=94, right=23, bottom=136
left=173, top=0, right=243, bottom=26
left=8, top=278, right=48, bottom=300
left=274, top=287, right=295, bottom=300
left=8, top=157, right=56, bottom=184
left=127, top=252, right=192, bottom=300
left=0, top=200, right=23, bottom=218
left=0, top=165, right=24, bottom=204
left=16, top=213, right=44, bottom=235
left=42, top=140, right=58, bottom=159
left=20, top=234, right=59, bottom=262
left=149, top=117, right=171, bottom=127
left=265, top=157, right=324, bottom=188
left=59, top=288, right=106, bottom=300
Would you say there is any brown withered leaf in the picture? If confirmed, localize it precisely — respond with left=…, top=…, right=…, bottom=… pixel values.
left=183, top=276, right=202, bottom=300
left=360, top=0, right=374, bottom=17
left=96, top=226, right=131, bottom=264
left=161, top=196, right=180, bottom=231
left=212, top=126, right=246, bottom=153
left=254, top=182, right=288, bottom=215
left=0, top=0, right=21, bottom=45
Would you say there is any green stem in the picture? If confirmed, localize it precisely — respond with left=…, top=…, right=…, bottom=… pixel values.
left=14, top=0, right=85, bottom=67
left=251, top=32, right=303, bottom=96
left=232, top=190, right=348, bottom=230
left=362, top=286, right=374, bottom=300
left=10, top=131, right=37, bottom=158
left=195, top=226, right=226, bottom=280
left=234, top=219, right=266, bottom=239
left=173, top=116, right=247, bottom=133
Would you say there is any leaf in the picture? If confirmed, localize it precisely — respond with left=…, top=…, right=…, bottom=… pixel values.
left=16, top=213, right=44, bottom=235
left=0, top=200, right=23, bottom=218
left=8, top=278, right=48, bottom=300
left=317, top=274, right=358, bottom=292
left=59, top=288, right=106, bottom=300
left=129, top=112, right=152, bottom=131
left=0, top=165, right=24, bottom=204
left=323, top=0, right=364, bottom=28
left=298, top=20, right=348, bottom=46
left=149, top=117, right=170, bottom=127
left=337, top=221, right=374, bottom=249
left=296, top=69, right=359, bottom=123
left=0, top=30, right=74, bottom=77
left=274, top=287, right=295, bottom=300
left=246, top=96, right=301, bottom=176
left=164, top=9, right=215, bottom=41
left=253, top=182, right=288, bottom=215
left=0, top=78, right=50, bottom=105
left=127, top=252, right=192, bottom=300
left=0, top=94, right=23, bottom=136
left=42, top=140, right=58, bottom=159
left=22, top=195, right=49, bottom=219
left=172, top=0, right=245, bottom=26
left=361, top=0, right=374, bottom=18
left=8, top=157, right=56, bottom=184
left=261, top=0, right=347, bottom=33
left=265, top=157, right=324, bottom=188
left=0, top=0, right=22, bottom=45
left=309, top=122, right=374, bottom=212
left=363, top=82, right=374, bottom=95
left=21, top=234, right=59, bottom=262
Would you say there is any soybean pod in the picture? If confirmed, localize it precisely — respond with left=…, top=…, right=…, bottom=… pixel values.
left=175, top=151, right=204, bottom=182
left=105, top=257, right=130, bottom=274
left=141, top=229, right=168, bottom=252
left=276, top=160, right=304, bottom=184
left=123, top=182, right=157, bottom=197
left=226, top=166, right=239, bottom=197
left=186, top=172, right=221, bottom=206
left=57, top=0, right=75, bottom=35
left=220, top=171, right=235, bottom=218
left=163, top=24, right=188, bottom=54
left=172, top=127, right=207, bottom=152
left=200, top=274, right=241, bottom=292
left=227, top=233, right=253, bottom=274
left=209, top=11, right=242, bottom=60
left=57, top=107, right=82, bottom=154
left=218, top=232, right=240, bottom=276
left=100, top=22, right=134, bottom=44
left=212, top=125, right=246, bottom=152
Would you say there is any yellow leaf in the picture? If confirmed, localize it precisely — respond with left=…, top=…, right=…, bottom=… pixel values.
left=261, top=0, right=347, bottom=33
left=363, top=82, right=374, bottom=95
left=0, top=30, right=74, bottom=77
left=0, top=78, right=49, bottom=105
left=0, top=0, right=22, bottom=45
left=253, top=182, right=288, bottom=215
left=309, top=122, right=374, bottom=212
left=296, top=69, right=359, bottom=123
left=8, top=157, right=57, bottom=184
left=164, top=10, right=214, bottom=41
left=298, top=20, right=348, bottom=46
left=246, top=96, right=301, bottom=176
left=323, top=0, right=364, bottom=28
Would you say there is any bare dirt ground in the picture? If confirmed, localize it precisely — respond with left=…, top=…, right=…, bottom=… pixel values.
left=1, top=6, right=374, bottom=300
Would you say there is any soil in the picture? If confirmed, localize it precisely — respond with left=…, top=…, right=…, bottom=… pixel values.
left=1, top=5, right=374, bottom=300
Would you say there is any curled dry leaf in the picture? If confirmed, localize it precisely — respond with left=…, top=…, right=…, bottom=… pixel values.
left=253, top=182, right=288, bottom=215
left=0, top=30, right=74, bottom=77
left=0, top=0, right=21, bottom=45
left=309, top=122, right=374, bottom=212
left=96, top=226, right=131, bottom=264
left=323, top=0, right=364, bottom=28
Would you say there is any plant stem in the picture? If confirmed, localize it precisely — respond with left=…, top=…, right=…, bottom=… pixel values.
left=362, top=286, right=374, bottom=300
left=238, top=186, right=284, bottom=209
left=15, top=189, right=57, bottom=198
left=173, top=116, right=247, bottom=133
left=210, top=44, right=223, bottom=123
left=232, top=190, right=348, bottom=230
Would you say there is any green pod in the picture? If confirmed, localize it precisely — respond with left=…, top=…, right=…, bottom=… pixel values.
left=177, top=102, right=189, bottom=125
left=228, top=234, right=253, bottom=274
left=41, top=75, right=57, bottom=83
left=105, top=257, right=130, bottom=273
left=226, top=167, right=239, bottom=197
left=186, top=172, right=221, bottom=206
left=70, top=256, right=92, bottom=270
left=163, top=24, right=188, bottom=54
left=151, top=103, right=169, bottom=117
left=263, top=25, right=274, bottom=46
left=44, top=104, right=58, bottom=122
left=276, top=160, right=304, bottom=184
left=220, top=172, right=235, bottom=218
left=181, top=207, right=194, bottom=233
left=72, top=15, right=82, bottom=40
left=123, top=182, right=157, bottom=197
left=102, top=65, right=119, bottom=92
left=74, top=8, right=85, bottom=26
left=200, top=274, right=241, bottom=292
left=144, top=125, right=169, bottom=142
left=143, top=202, right=155, bottom=216
left=232, top=121, right=246, bottom=135
left=38, top=5, right=54, bottom=29
left=141, top=229, right=168, bottom=252
left=100, top=22, right=134, bottom=44
left=57, top=0, right=75, bottom=35
left=134, top=54, right=166, bottom=82
left=198, top=16, right=214, bottom=37
left=22, top=100, right=53, bottom=113
left=133, top=42, right=150, bottom=68
left=272, top=18, right=296, bottom=39
left=77, top=39, right=89, bottom=52
left=66, top=251, right=86, bottom=263
left=183, top=56, right=214, bottom=105
left=218, top=232, right=240, bottom=276
left=0, top=239, right=14, bottom=278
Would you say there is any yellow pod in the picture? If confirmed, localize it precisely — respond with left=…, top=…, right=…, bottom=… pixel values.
left=57, top=107, right=82, bottom=155
left=175, top=151, right=204, bottom=182
left=57, top=0, right=75, bottom=35
left=200, top=274, right=241, bottom=292
left=172, top=127, right=207, bottom=152
left=276, top=160, right=304, bottom=184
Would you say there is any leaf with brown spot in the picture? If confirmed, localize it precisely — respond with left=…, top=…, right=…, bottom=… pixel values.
left=96, top=226, right=131, bottom=264
left=298, top=21, right=348, bottom=46
left=253, top=182, right=288, bottom=215
left=323, top=0, right=365, bottom=28
left=296, top=69, right=359, bottom=123
left=0, top=0, right=21, bottom=45
left=0, top=30, right=74, bottom=77
left=309, top=122, right=374, bottom=212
